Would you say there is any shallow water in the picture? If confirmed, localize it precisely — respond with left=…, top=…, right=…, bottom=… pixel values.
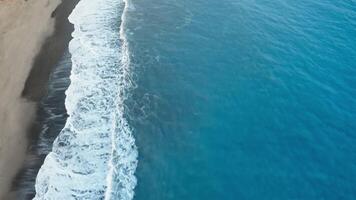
left=34, top=0, right=137, bottom=199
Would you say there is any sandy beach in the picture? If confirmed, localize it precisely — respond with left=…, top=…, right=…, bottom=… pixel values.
left=0, top=0, right=61, bottom=199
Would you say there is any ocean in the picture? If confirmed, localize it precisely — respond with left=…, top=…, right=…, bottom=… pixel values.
left=33, top=0, right=356, bottom=199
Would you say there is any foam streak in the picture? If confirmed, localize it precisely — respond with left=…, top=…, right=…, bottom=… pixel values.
left=33, top=0, right=137, bottom=199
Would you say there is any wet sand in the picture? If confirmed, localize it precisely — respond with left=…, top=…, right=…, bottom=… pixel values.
left=0, top=0, right=77, bottom=199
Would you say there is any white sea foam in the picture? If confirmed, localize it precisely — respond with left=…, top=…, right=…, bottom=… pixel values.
left=33, top=0, right=138, bottom=199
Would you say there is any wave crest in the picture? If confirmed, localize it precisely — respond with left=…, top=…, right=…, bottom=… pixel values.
left=33, top=0, right=138, bottom=199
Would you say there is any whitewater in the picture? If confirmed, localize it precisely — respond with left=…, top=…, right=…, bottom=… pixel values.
left=33, top=0, right=138, bottom=199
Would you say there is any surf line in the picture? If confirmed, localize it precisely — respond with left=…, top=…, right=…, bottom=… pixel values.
left=105, top=0, right=138, bottom=199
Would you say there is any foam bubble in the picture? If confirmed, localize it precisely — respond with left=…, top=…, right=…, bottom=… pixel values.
left=33, top=0, right=138, bottom=199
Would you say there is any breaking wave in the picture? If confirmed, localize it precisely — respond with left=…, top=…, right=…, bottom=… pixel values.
left=33, top=0, right=138, bottom=199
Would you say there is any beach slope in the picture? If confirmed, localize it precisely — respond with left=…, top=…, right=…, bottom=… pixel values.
left=0, top=0, right=60, bottom=198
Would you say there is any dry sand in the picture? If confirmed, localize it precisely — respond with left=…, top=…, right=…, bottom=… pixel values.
left=0, top=0, right=60, bottom=199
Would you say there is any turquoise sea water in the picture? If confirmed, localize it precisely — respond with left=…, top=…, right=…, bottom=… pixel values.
left=31, top=0, right=356, bottom=199
left=124, top=0, right=356, bottom=199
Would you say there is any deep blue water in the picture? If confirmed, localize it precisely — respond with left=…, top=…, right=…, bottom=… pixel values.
left=124, top=0, right=356, bottom=199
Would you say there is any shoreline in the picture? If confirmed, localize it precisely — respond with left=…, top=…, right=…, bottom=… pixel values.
left=0, top=0, right=78, bottom=199
left=21, top=0, right=79, bottom=101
